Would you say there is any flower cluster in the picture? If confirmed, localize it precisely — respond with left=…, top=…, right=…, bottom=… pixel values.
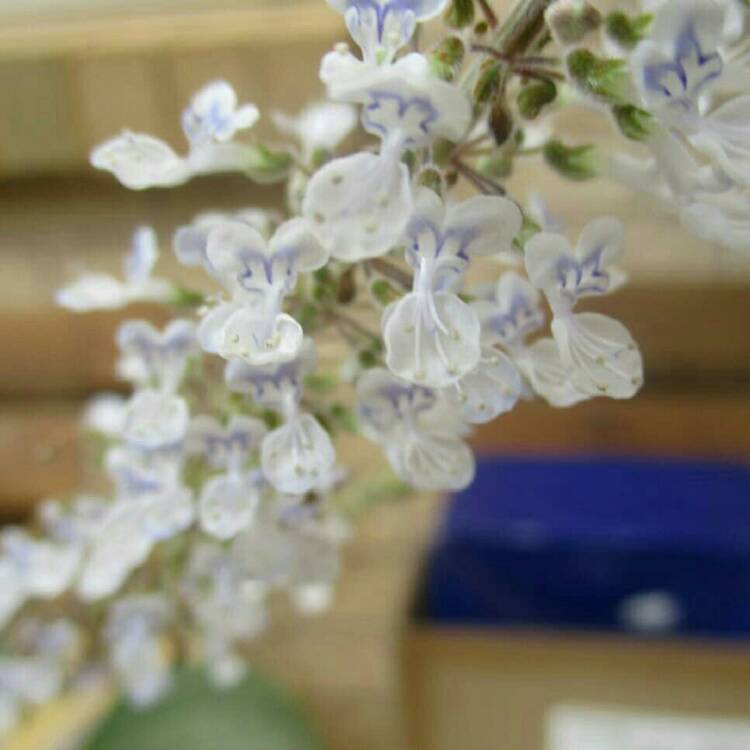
left=3, top=0, right=747, bottom=734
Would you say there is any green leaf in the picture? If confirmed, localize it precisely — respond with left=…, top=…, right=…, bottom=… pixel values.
left=613, top=104, right=653, bottom=140
left=84, top=670, right=327, bottom=750
left=517, top=80, right=557, bottom=120
left=543, top=140, right=598, bottom=181
left=566, top=49, right=629, bottom=103
left=245, top=144, right=293, bottom=184
left=605, top=12, right=653, bottom=48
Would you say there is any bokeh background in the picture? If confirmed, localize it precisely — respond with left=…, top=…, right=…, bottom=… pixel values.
left=2, top=1, right=750, bottom=749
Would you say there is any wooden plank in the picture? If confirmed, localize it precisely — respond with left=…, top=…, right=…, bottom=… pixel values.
left=0, top=284, right=748, bottom=397
left=4, top=393, right=750, bottom=517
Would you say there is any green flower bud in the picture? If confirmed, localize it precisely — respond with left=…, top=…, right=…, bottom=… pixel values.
left=517, top=80, right=557, bottom=120
left=489, top=101, right=514, bottom=146
left=477, top=150, right=514, bottom=180
left=431, top=138, right=456, bottom=168
left=168, top=285, right=206, bottom=308
left=429, top=36, right=465, bottom=82
left=417, top=167, right=444, bottom=194
left=605, top=12, right=653, bottom=48
left=446, top=0, right=475, bottom=29
left=543, top=140, right=599, bottom=181
left=244, top=143, right=293, bottom=183
left=566, top=49, right=630, bottom=103
left=613, top=104, right=653, bottom=140
left=545, top=0, right=602, bottom=45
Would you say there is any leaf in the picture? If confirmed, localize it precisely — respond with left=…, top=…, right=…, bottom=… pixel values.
left=84, top=670, right=327, bottom=750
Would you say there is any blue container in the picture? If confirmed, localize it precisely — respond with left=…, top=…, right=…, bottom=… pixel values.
left=420, top=457, right=750, bottom=639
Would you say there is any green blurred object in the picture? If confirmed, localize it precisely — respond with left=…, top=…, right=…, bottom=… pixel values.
left=83, top=671, right=328, bottom=750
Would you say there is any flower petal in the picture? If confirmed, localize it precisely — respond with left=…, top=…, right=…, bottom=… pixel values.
left=552, top=312, right=644, bottom=399
left=199, top=473, right=259, bottom=540
left=385, top=291, right=481, bottom=388
left=261, top=414, right=336, bottom=494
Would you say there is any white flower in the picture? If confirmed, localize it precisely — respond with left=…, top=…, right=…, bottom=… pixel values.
left=383, top=188, right=522, bottom=388
left=91, top=80, right=259, bottom=190
left=472, top=271, right=589, bottom=407
left=327, top=0, right=449, bottom=64
left=357, top=368, right=474, bottom=491
left=198, top=218, right=327, bottom=365
left=199, top=472, right=263, bottom=540
left=173, top=208, right=282, bottom=272
left=226, top=340, right=336, bottom=495
left=117, top=319, right=197, bottom=392
left=525, top=219, right=643, bottom=399
left=56, top=226, right=172, bottom=311
left=189, top=414, right=267, bottom=471
left=1, top=529, right=81, bottom=601
left=181, top=80, right=259, bottom=148
left=303, top=150, right=414, bottom=261
left=262, top=414, right=336, bottom=495
left=188, top=415, right=267, bottom=539
left=122, top=390, right=190, bottom=451
left=107, top=595, right=173, bottom=707
left=91, top=133, right=191, bottom=190
left=77, top=502, right=154, bottom=601
left=140, top=486, right=195, bottom=541
left=321, top=51, right=471, bottom=148
left=631, top=0, right=750, bottom=186
left=83, top=393, right=128, bottom=438
left=272, top=101, right=358, bottom=160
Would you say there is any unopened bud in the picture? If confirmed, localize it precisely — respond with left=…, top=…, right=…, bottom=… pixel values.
left=543, top=140, right=599, bottom=181
left=245, top=144, right=293, bottom=184
left=605, top=12, right=653, bottom=49
left=517, top=80, right=557, bottom=120
left=489, top=101, right=514, bottom=146
left=473, top=61, right=502, bottom=106
left=477, top=150, right=513, bottom=180
left=445, top=0, right=475, bottom=29
left=545, top=0, right=602, bottom=46
left=566, top=49, right=629, bottom=104
left=429, top=36, right=465, bottom=82
left=613, top=104, right=653, bottom=140
left=417, top=167, right=444, bottom=194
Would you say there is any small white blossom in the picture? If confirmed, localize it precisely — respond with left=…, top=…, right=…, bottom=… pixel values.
left=226, top=340, right=336, bottom=495
left=525, top=219, right=643, bottom=399
left=383, top=188, right=522, bottom=388
left=57, top=227, right=172, bottom=311
left=272, top=101, right=358, bottom=161
left=631, top=0, right=750, bottom=186
left=357, top=367, right=474, bottom=491
left=92, top=81, right=259, bottom=190
left=327, top=0, right=449, bottom=64
left=107, top=595, right=173, bottom=707
left=198, top=218, right=327, bottom=365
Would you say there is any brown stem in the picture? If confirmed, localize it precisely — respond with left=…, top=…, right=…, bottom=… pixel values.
left=367, top=257, right=413, bottom=289
left=494, top=0, right=555, bottom=60
left=452, top=158, right=507, bottom=196
left=476, top=0, right=498, bottom=29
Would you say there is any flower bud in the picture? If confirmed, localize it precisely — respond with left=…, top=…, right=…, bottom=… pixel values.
left=445, top=0, right=475, bottom=29
left=545, top=0, right=602, bottom=46
left=417, top=167, right=444, bottom=194
left=517, top=80, right=557, bottom=120
left=612, top=104, right=653, bottom=141
left=543, top=140, right=598, bottom=181
left=429, top=36, right=465, bottom=82
left=605, top=12, right=653, bottom=49
left=566, top=49, right=629, bottom=104
left=478, top=150, right=514, bottom=180
left=489, top=101, right=514, bottom=146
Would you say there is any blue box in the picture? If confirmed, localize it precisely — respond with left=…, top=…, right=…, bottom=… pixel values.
left=420, top=457, right=750, bottom=639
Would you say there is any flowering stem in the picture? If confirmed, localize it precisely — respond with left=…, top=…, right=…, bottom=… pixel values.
left=494, top=0, right=555, bottom=60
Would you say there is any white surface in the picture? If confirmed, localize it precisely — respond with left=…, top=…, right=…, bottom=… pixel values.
left=548, top=705, right=750, bottom=750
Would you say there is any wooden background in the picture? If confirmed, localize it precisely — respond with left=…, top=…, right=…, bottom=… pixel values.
left=2, top=2, right=750, bottom=749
